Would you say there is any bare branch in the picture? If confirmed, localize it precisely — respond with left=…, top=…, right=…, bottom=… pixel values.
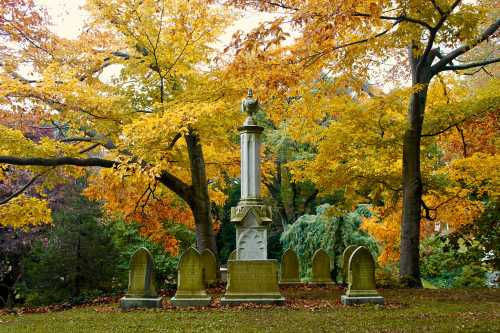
left=78, top=143, right=101, bottom=154
left=167, top=133, right=182, bottom=150
left=421, top=198, right=436, bottom=221
left=0, top=168, right=53, bottom=205
left=60, top=137, right=94, bottom=143
left=421, top=108, right=490, bottom=137
left=429, top=0, right=444, bottom=15
left=432, top=19, right=500, bottom=72
left=0, top=156, right=117, bottom=168
left=455, top=125, right=467, bottom=158
left=352, top=12, right=433, bottom=30
left=440, top=57, right=500, bottom=72
left=419, top=0, right=462, bottom=70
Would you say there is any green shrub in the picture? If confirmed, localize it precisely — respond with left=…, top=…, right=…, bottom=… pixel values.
left=108, top=219, right=195, bottom=286
left=420, top=236, right=487, bottom=288
left=21, top=196, right=121, bottom=306
left=280, top=204, right=379, bottom=282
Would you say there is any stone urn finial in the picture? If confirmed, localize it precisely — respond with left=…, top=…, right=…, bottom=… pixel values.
left=241, top=88, right=259, bottom=118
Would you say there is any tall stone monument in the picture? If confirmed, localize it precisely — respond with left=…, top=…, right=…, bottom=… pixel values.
left=341, top=246, right=384, bottom=305
left=221, top=90, right=284, bottom=305
left=120, top=247, right=162, bottom=310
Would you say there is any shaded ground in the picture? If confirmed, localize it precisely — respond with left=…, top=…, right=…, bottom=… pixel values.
left=0, top=286, right=499, bottom=332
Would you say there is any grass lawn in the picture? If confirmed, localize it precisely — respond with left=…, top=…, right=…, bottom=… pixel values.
left=0, top=287, right=498, bottom=333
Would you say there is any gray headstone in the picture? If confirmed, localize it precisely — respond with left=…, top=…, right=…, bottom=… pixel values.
left=341, top=246, right=384, bottom=305
left=126, top=247, right=157, bottom=298
left=280, top=248, right=300, bottom=284
left=120, top=247, right=162, bottom=309
left=342, top=245, right=360, bottom=283
left=310, top=249, right=333, bottom=284
left=171, top=247, right=211, bottom=307
left=200, top=248, right=217, bottom=286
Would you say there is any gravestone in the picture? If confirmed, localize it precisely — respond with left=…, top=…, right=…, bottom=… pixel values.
left=341, top=246, right=384, bottom=305
left=200, top=249, right=217, bottom=286
left=310, top=249, right=333, bottom=284
left=120, top=247, right=162, bottom=310
left=342, top=245, right=360, bottom=284
left=228, top=249, right=237, bottom=261
left=221, top=90, right=284, bottom=304
left=222, top=260, right=284, bottom=304
left=280, top=248, right=300, bottom=284
left=171, top=247, right=211, bottom=307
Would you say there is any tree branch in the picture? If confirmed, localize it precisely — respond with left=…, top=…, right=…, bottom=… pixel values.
left=0, top=168, right=53, bottom=205
left=432, top=18, right=500, bottom=72
left=440, top=57, right=500, bottom=72
left=157, top=170, right=193, bottom=205
left=304, top=22, right=398, bottom=67
left=0, top=156, right=117, bottom=168
left=352, top=12, right=433, bottom=30
left=419, top=0, right=461, bottom=70
left=421, top=198, right=436, bottom=221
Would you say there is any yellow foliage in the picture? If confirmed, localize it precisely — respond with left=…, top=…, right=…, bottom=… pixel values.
left=0, top=195, right=52, bottom=228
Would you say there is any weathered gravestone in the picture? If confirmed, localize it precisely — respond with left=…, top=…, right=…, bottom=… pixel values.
left=222, top=260, right=284, bottom=304
left=310, top=249, right=333, bottom=284
left=120, top=247, right=162, bottom=310
left=342, top=245, right=360, bottom=284
left=341, top=246, right=384, bottom=305
left=200, top=249, right=217, bottom=286
left=171, top=247, right=211, bottom=307
left=280, top=248, right=300, bottom=284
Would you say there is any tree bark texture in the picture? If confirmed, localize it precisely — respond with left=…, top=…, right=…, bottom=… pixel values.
left=400, top=47, right=432, bottom=287
left=184, top=131, right=218, bottom=256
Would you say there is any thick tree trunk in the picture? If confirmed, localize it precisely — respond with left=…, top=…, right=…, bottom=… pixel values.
left=185, top=131, right=218, bottom=255
left=400, top=47, right=432, bottom=288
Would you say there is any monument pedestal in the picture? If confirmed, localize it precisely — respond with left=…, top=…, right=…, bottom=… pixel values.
left=341, top=295, right=385, bottom=305
left=170, top=295, right=211, bottom=307
left=120, top=296, right=162, bottom=310
left=221, top=260, right=285, bottom=305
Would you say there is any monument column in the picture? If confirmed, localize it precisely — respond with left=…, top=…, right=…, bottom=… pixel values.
left=231, top=90, right=272, bottom=260
left=222, top=90, right=284, bottom=305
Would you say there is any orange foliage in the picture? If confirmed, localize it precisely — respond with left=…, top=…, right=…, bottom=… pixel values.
left=440, top=111, right=498, bottom=161
left=85, top=169, right=194, bottom=255
left=362, top=197, right=484, bottom=265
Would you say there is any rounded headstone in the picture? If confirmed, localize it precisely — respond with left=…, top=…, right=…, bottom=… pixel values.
left=127, top=247, right=157, bottom=298
left=200, top=248, right=217, bottom=286
left=310, top=249, right=333, bottom=284
left=342, top=245, right=360, bottom=283
left=346, top=246, right=377, bottom=296
left=280, top=248, right=300, bottom=284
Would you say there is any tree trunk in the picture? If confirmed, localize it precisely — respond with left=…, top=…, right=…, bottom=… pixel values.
left=400, top=47, right=432, bottom=288
left=185, top=131, right=218, bottom=255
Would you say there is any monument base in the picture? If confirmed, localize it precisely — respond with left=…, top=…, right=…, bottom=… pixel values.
left=341, top=295, right=385, bottom=305
left=170, top=296, right=212, bottom=307
left=308, top=280, right=335, bottom=285
left=221, top=295, right=285, bottom=305
left=221, top=259, right=285, bottom=305
left=279, top=280, right=302, bottom=286
left=119, top=296, right=162, bottom=310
